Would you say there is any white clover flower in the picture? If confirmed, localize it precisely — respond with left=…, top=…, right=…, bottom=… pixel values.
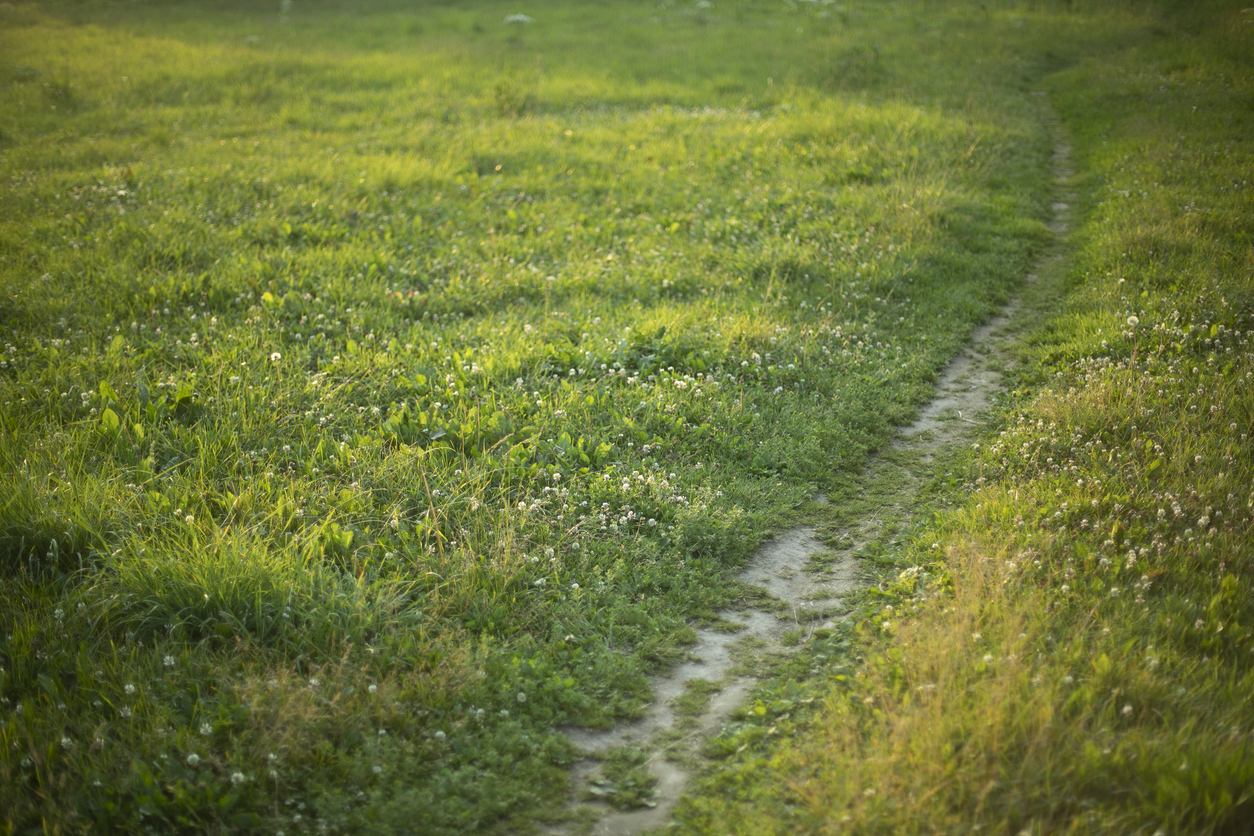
left=200, top=723, right=213, bottom=736
left=516, top=691, right=527, bottom=703
left=231, top=772, right=246, bottom=785
left=434, top=730, right=446, bottom=741
left=1122, top=704, right=1133, bottom=716
left=373, top=765, right=383, bottom=774
left=119, top=707, right=133, bottom=718
left=124, top=684, right=136, bottom=696
left=983, top=654, right=994, bottom=664
left=164, top=655, right=176, bottom=667
left=60, top=736, right=73, bottom=749
left=504, top=13, right=534, bottom=24
left=368, top=684, right=378, bottom=694
left=270, top=352, right=282, bottom=362
left=186, top=753, right=201, bottom=766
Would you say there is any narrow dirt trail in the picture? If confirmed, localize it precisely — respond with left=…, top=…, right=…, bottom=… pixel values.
left=554, top=101, right=1074, bottom=836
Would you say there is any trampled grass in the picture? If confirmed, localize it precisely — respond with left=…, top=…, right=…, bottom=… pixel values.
left=4, top=0, right=1244, bottom=833
left=672, top=3, right=1254, bottom=835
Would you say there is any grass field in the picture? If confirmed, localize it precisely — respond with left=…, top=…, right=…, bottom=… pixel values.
left=671, top=3, right=1254, bottom=835
left=1, top=1, right=1250, bottom=834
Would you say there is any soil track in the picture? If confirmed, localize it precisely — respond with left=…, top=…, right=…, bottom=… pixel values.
left=555, top=101, right=1073, bottom=836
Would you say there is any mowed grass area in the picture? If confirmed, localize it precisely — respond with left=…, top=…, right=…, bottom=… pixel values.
left=0, top=0, right=1169, bottom=833
left=673, top=3, right=1254, bottom=835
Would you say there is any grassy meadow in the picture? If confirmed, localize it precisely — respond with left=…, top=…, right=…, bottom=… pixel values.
left=1, top=0, right=1248, bottom=834
left=672, top=3, right=1254, bottom=835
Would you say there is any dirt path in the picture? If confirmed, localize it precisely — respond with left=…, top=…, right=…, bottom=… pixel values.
left=553, top=102, right=1073, bottom=836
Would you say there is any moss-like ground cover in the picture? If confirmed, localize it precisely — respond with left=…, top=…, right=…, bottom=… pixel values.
left=3, top=0, right=1247, bottom=833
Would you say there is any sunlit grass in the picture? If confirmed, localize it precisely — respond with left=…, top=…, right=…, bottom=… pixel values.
left=0, top=0, right=1168, bottom=832
left=674, top=3, right=1254, bottom=834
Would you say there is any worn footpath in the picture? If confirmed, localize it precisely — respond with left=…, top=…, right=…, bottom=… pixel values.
left=556, top=101, right=1074, bottom=836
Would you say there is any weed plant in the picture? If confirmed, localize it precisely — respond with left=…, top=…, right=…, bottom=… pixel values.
left=674, top=2, right=1254, bottom=834
left=0, top=0, right=1131, bottom=832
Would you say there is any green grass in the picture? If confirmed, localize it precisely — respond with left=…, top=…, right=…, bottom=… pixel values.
left=592, top=746, right=660, bottom=811
left=672, top=3, right=1254, bottom=835
left=4, top=0, right=1242, bottom=833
